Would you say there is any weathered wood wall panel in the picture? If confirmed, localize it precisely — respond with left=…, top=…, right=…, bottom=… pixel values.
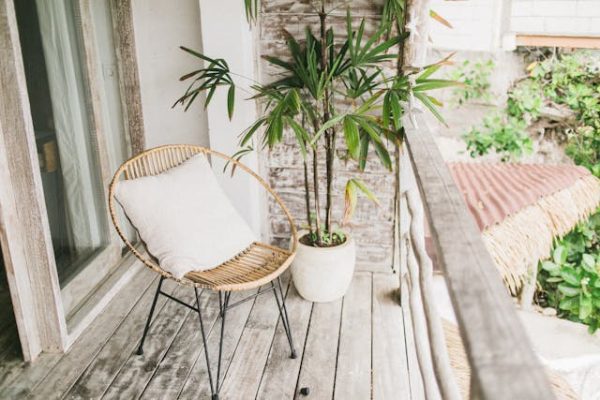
left=259, top=0, right=395, bottom=270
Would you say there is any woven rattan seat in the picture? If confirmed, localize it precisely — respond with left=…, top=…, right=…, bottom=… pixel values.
left=108, top=144, right=297, bottom=291
left=183, top=242, right=293, bottom=291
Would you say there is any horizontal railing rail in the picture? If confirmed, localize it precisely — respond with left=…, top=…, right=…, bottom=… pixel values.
left=401, top=111, right=555, bottom=399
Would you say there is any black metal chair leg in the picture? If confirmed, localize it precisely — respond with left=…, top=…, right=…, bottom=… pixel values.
left=195, top=288, right=217, bottom=398
left=195, top=290, right=230, bottom=400
left=137, top=276, right=164, bottom=355
left=272, top=278, right=297, bottom=359
left=215, top=292, right=230, bottom=397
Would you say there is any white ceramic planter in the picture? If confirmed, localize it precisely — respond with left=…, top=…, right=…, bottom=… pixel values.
left=291, top=231, right=356, bottom=302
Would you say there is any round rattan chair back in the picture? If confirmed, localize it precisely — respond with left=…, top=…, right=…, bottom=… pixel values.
left=108, top=145, right=297, bottom=291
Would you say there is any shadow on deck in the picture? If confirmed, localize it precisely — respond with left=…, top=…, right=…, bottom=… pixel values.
left=0, top=268, right=419, bottom=399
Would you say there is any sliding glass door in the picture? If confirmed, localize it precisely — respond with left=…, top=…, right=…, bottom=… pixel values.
left=14, top=0, right=129, bottom=318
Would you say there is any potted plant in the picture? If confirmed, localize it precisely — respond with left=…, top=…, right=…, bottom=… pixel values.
left=175, top=2, right=453, bottom=302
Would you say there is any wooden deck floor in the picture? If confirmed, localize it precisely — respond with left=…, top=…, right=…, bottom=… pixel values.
left=0, top=268, right=420, bottom=399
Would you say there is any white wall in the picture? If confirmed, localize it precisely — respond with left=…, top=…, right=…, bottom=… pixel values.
left=132, top=0, right=210, bottom=148
left=429, top=0, right=600, bottom=53
left=198, top=0, right=265, bottom=237
left=428, top=0, right=508, bottom=51
left=511, top=0, right=600, bottom=36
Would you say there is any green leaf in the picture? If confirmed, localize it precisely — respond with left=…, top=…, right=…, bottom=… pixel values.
left=351, top=178, right=380, bottom=205
left=560, top=267, right=581, bottom=286
left=358, top=133, right=369, bottom=171
left=558, top=283, right=581, bottom=297
left=239, top=117, right=266, bottom=147
left=541, top=260, right=559, bottom=273
left=582, top=254, right=596, bottom=273
left=285, top=117, right=309, bottom=160
left=389, top=92, right=402, bottom=131
left=414, top=92, right=446, bottom=126
left=413, top=79, right=462, bottom=92
left=580, top=295, right=593, bottom=320
left=588, top=320, right=598, bottom=334
left=559, top=296, right=578, bottom=311
left=553, top=246, right=568, bottom=265
left=227, top=85, right=235, bottom=119
left=382, top=93, right=391, bottom=129
left=343, top=117, right=361, bottom=159
left=355, top=90, right=384, bottom=115
left=310, top=115, right=345, bottom=146
left=262, top=55, right=293, bottom=71
left=355, top=117, right=383, bottom=145
left=179, top=46, right=219, bottom=64
left=372, top=139, right=392, bottom=170
left=416, top=64, right=442, bottom=82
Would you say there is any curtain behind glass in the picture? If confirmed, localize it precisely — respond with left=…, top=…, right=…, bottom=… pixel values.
left=36, top=0, right=105, bottom=254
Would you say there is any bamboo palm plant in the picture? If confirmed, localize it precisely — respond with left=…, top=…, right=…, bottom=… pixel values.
left=174, top=1, right=454, bottom=248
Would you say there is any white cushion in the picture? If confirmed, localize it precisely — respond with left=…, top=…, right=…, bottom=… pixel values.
left=114, top=153, right=256, bottom=279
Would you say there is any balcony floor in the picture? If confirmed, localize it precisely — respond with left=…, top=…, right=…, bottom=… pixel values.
left=0, top=268, right=420, bottom=399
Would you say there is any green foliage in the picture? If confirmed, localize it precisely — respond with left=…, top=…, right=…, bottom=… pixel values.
left=448, top=59, right=495, bottom=105
left=463, top=114, right=532, bottom=161
left=305, top=229, right=346, bottom=247
left=173, top=47, right=235, bottom=117
left=566, top=126, right=600, bottom=177
left=506, top=80, right=544, bottom=120
left=176, top=6, right=455, bottom=247
left=537, top=210, right=600, bottom=334
left=464, top=51, right=600, bottom=174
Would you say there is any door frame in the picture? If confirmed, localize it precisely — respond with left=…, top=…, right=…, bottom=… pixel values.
left=0, top=0, right=67, bottom=361
left=0, top=0, right=144, bottom=361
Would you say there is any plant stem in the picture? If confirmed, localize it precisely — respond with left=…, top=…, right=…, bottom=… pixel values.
left=319, top=6, right=334, bottom=235
left=303, top=147, right=313, bottom=235
left=301, top=115, right=313, bottom=236
left=312, top=147, right=323, bottom=245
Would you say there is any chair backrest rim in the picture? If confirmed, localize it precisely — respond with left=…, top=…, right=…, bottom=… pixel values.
left=107, top=144, right=298, bottom=285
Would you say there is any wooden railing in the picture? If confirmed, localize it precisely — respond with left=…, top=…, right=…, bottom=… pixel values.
left=399, top=111, right=555, bottom=399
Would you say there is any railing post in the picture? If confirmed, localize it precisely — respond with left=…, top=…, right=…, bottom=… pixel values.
left=399, top=147, right=441, bottom=400
left=401, top=146, right=462, bottom=400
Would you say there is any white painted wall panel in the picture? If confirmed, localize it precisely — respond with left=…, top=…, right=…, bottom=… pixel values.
left=511, top=0, right=600, bottom=36
left=132, top=0, right=210, bottom=148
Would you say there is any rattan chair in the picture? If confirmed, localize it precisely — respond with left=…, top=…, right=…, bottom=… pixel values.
left=108, top=145, right=297, bottom=400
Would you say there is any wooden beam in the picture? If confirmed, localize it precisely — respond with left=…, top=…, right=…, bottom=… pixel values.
left=516, top=34, right=600, bottom=49
left=404, top=113, right=555, bottom=400
left=0, top=0, right=67, bottom=360
left=110, top=0, right=145, bottom=154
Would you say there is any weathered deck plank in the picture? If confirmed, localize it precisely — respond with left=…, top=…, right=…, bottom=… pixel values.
left=219, top=276, right=291, bottom=399
left=101, top=286, right=199, bottom=399
left=1, top=267, right=156, bottom=399
left=62, top=279, right=180, bottom=399
left=1, top=272, right=411, bottom=400
left=255, top=283, right=313, bottom=399
left=294, top=296, right=343, bottom=399
left=334, top=272, right=372, bottom=400
left=372, top=273, right=411, bottom=400
left=138, top=290, right=220, bottom=399
left=177, top=288, right=261, bottom=399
